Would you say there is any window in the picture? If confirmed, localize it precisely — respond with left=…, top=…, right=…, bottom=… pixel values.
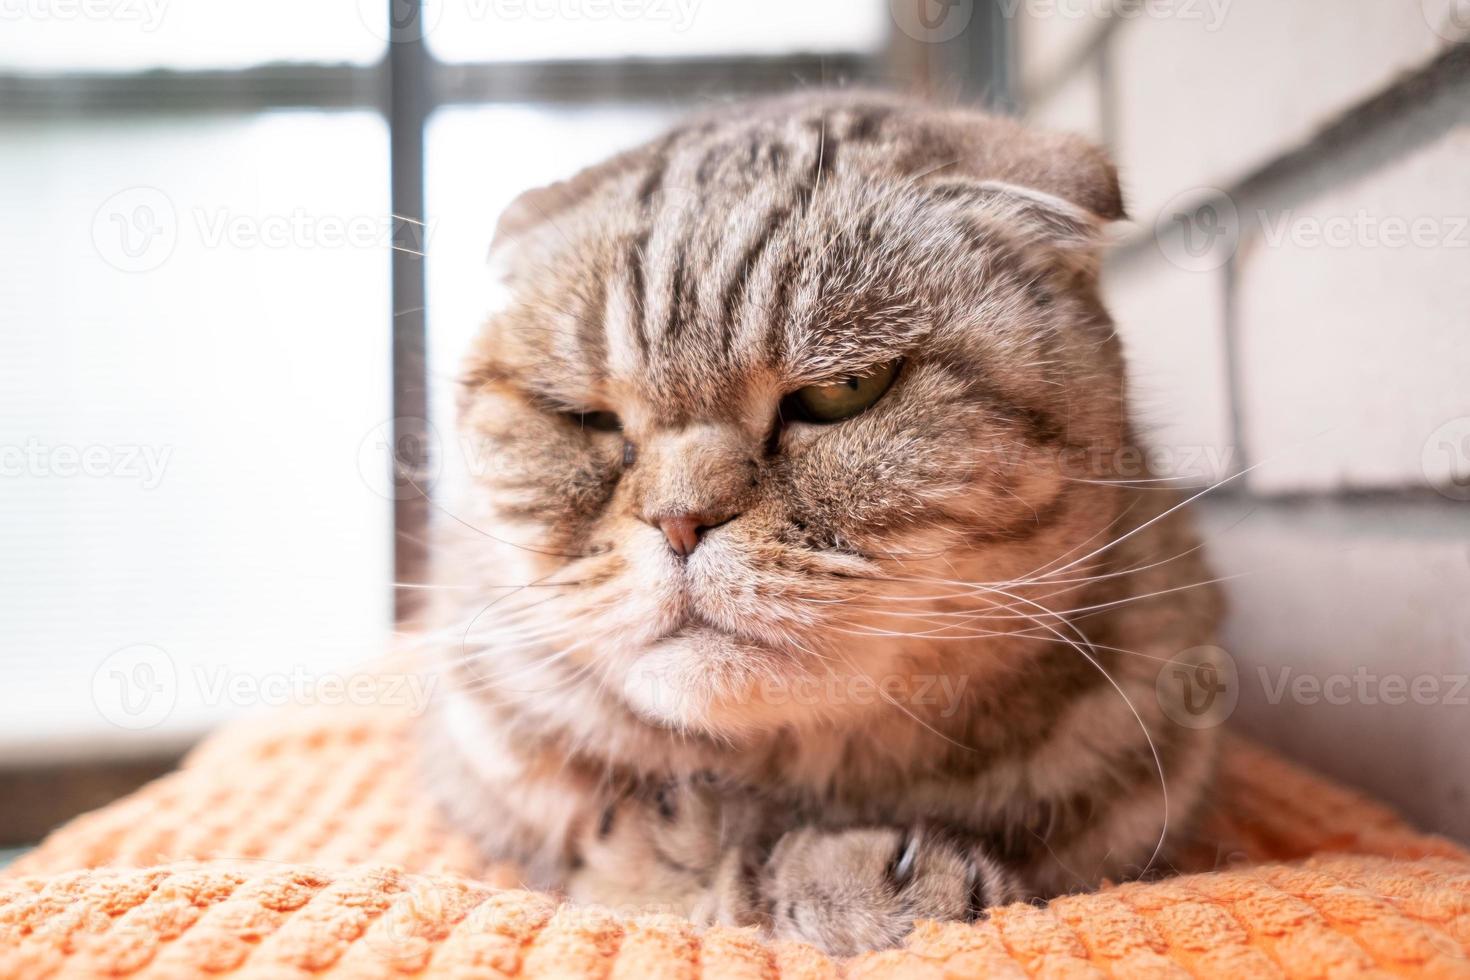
left=0, top=0, right=1008, bottom=837
left=1, top=112, right=394, bottom=760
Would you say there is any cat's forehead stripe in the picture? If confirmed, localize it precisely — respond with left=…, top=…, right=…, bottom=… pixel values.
left=717, top=202, right=793, bottom=358
left=511, top=94, right=1097, bottom=420
left=614, top=112, right=839, bottom=386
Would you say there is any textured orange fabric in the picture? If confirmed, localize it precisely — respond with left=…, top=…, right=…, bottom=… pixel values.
left=3, top=699, right=1468, bottom=978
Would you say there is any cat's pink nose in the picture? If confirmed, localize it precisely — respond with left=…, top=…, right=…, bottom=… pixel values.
left=655, top=512, right=731, bottom=558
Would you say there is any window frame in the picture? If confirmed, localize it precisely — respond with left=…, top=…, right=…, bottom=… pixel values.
left=0, top=0, right=1012, bottom=844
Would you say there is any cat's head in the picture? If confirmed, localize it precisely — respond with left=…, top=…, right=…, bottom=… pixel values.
left=449, top=92, right=1130, bottom=738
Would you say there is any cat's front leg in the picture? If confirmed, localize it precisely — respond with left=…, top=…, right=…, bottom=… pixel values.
left=570, top=783, right=1022, bottom=957
left=759, top=824, right=1022, bottom=955
left=566, top=776, right=767, bottom=923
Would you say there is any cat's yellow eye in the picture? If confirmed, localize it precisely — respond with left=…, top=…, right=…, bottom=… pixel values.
left=574, top=410, right=622, bottom=432
left=789, top=360, right=900, bottom=424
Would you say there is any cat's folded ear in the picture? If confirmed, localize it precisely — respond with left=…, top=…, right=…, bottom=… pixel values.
left=490, top=173, right=593, bottom=257
left=944, top=112, right=1126, bottom=225
left=955, top=180, right=1113, bottom=252
left=922, top=106, right=1126, bottom=251
left=488, top=144, right=651, bottom=270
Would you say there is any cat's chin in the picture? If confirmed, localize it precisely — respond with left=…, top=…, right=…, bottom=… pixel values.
left=618, top=627, right=811, bottom=737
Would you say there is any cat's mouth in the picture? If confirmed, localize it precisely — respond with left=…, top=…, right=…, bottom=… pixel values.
left=620, top=621, right=782, bottom=731
left=662, top=612, right=769, bottom=650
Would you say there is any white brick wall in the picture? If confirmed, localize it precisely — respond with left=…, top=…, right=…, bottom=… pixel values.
left=1235, top=102, right=1470, bottom=494
left=1013, top=1, right=1110, bottom=96
left=1019, top=3, right=1470, bottom=840
left=1104, top=243, right=1235, bottom=481
left=1110, top=0, right=1461, bottom=223
left=1025, top=52, right=1105, bottom=142
left=1202, top=498, right=1470, bottom=843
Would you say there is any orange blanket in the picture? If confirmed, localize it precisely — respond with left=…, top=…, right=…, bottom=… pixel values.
left=3, top=699, right=1468, bottom=978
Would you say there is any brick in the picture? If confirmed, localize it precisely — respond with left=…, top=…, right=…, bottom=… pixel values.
left=1012, top=1, right=1111, bottom=96
left=1026, top=53, right=1107, bottom=143
left=1110, top=0, right=1460, bottom=224
left=1199, top=497, right=1470, bottom=844
left=1102, top=242, right=1236, bottom=483
left=1232, top=88, right=1470, bottom=495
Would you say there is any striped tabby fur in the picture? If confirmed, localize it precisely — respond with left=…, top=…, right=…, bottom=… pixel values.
left=421, top=90, right=1224, bottom=956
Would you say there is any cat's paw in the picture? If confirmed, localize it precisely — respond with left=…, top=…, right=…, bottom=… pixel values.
left=762, top=825, right=1015, bottom=956
left=568, top=776, right=753, bottom=917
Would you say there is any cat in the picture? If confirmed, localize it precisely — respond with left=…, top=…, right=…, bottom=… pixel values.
left=420, top=90, right=1225, bottom=956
